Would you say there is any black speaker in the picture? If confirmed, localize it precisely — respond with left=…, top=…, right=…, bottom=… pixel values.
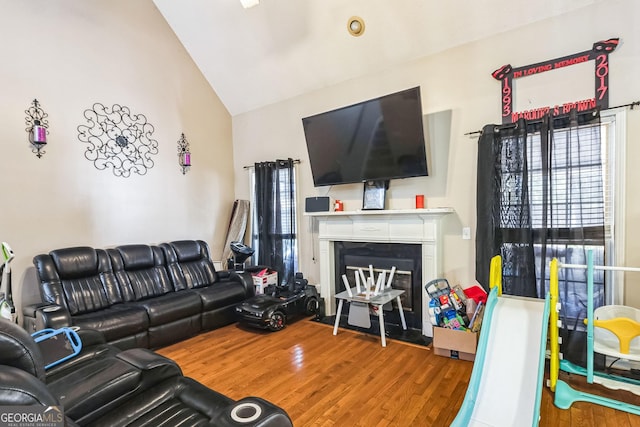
left=305, top=196, right=332, bottom=213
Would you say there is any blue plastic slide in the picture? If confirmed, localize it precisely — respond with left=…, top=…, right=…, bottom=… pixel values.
left=451, top=287, right=550, bottom=426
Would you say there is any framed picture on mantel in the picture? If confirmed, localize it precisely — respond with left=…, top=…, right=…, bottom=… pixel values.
left=362, top=180, right=386, bottom=210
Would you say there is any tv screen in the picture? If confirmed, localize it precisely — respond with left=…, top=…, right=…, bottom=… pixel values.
left=302, top=87, right=428, bottom=187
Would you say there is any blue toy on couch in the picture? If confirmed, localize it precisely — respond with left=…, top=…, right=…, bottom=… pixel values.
left=32, top=327, right=82, bottom=370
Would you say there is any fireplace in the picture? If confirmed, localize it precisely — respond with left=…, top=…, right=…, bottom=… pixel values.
left=306, top=207, right=453, bottom=337
left=335, top=242, right=422, bottom=330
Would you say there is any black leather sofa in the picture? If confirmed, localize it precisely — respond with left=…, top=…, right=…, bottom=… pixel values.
left=24, top=240, right=256, bottom=349
left=0, top=318, right=293, bottom=426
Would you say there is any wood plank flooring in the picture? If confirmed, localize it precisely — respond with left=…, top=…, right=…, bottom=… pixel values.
left=157, top=319, right=640, bottom=426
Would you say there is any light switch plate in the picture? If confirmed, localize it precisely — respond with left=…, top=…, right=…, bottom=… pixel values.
left=462, top=227, right=471, bottom=240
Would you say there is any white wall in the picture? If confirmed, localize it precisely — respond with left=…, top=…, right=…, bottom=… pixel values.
left=232, top=0, right=640, bottom=304
left=4, top=0, right=640, bottom=323
left=0, top=1, right=235, bottom=321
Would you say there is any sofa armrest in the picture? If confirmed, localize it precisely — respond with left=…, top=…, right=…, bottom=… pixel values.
left=226, top=271, right=256, bottom=298
left=216, top=270, right=232, bottom=280
left=116, top=348, right=182, bottom=378
left=74, top=327, right=107, bottom=347
left=0, top=365, right=58, bottom=406
left=22, top=303, right=71, bottom=332
left=211, top=396, right=294, bottom=427
left=0, top=368, right=77, bottom=426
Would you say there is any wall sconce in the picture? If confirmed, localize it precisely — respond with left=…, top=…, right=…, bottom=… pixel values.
left=177, top=133, right=191, bottom=174
left=25, top=99, right=49, bottom=158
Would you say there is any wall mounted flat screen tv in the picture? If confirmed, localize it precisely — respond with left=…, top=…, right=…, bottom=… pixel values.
left=302, top=86, right=428, bottom=187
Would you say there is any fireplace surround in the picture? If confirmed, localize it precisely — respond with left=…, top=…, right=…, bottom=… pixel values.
left=306, top=208, right=454, bottom=337
left=335, top=241, right=422, bottom=330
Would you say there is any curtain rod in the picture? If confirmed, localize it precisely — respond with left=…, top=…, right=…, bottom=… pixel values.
left=464, top=100, right=640, bottom=137
left=243, top=159, right=301, bottom=169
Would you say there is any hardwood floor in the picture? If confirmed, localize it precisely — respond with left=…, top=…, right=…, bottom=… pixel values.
left=157, top=319, right=640, bottom=426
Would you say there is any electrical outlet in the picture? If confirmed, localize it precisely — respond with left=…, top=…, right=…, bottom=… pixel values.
left=462, top=227, right=471, bottom=240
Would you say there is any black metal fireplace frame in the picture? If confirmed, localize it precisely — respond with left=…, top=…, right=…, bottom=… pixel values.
left=334, top=241, right=422, bottom=330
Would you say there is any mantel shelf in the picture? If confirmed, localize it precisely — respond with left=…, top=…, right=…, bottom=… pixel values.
left=304, top=207, right=454, bottom=218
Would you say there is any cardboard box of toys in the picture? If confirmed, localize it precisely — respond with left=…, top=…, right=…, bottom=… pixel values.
left=427, top=279, right=487, bottom=361
left=433, top=327, right=478, bottom=361
left=251, top=268, right=278, bottom=294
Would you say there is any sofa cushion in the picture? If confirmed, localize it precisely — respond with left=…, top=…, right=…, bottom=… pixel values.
left=70, top=305, right=149, bottom=342
left=47, top=357, right=142, bottom=421
left=136, top=291, right=201, bottom=326
left=50, top=246, right=101, bottom=280
left=170, top=240, right=208, bottom=263
left=108, top=245, right=174, bottom=301
left=162, top=240, right=217, bottom=290
left=35, top=247, right=119, bottom=315
left=195, top=282, right=248, bottom=311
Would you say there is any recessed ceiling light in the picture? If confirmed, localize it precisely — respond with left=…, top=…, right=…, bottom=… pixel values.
left=347, top=16, right=365, bottom=37
left=240, top=0, right=260, bottom=9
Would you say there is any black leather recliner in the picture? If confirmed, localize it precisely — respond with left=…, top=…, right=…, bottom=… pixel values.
left=27, top=246, right=151, bottom=348
left=107, top=244, right=203, bottom=349
left=161, top=240, right=253, bottom=330
left=24, top=240, right=256, bottom=350
left=0, top=319, right=293, bottom=426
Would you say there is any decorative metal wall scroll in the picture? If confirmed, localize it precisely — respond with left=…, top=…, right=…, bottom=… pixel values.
left=77, top=103, right=159, bottom=177
left=25, top=99, right=49, bottom=158
left=492, top=38, right=619, bottom=123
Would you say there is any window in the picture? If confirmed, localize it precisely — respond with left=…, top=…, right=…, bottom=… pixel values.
left=249, top=160, right=298, bottom=285
left=523, top=110, right=622, bottom=328
left=476, top=108, right=626, bottom=328
left=602, top=109, right=626, bottom=306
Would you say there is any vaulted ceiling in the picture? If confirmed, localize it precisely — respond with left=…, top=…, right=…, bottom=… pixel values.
left=153, top=0, right=602, bottom=116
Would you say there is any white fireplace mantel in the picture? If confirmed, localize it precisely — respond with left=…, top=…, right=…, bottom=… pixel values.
left=306, top=208, right=454, bottom=337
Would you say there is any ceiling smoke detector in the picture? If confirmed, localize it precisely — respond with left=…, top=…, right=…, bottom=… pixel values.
left=347, top=16, right=365, bottom=37
left=240, top=0, right=260, bottom=9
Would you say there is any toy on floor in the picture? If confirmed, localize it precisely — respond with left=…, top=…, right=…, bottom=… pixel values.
left=426, top=278, right=484, bottom=330
left=451, top=255, right=550, bottom=427
left=549, top=250, right=640, bottom=416
left=235, top=272, right=320, bottom=331
left=591, top=305, right=640, bottom=357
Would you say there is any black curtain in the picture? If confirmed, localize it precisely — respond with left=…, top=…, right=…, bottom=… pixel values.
left=476, top=110, right=604, bottom=300
left=476, top=119, right=536, bottom=296
left=253, top=158, right=297, bottom=285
